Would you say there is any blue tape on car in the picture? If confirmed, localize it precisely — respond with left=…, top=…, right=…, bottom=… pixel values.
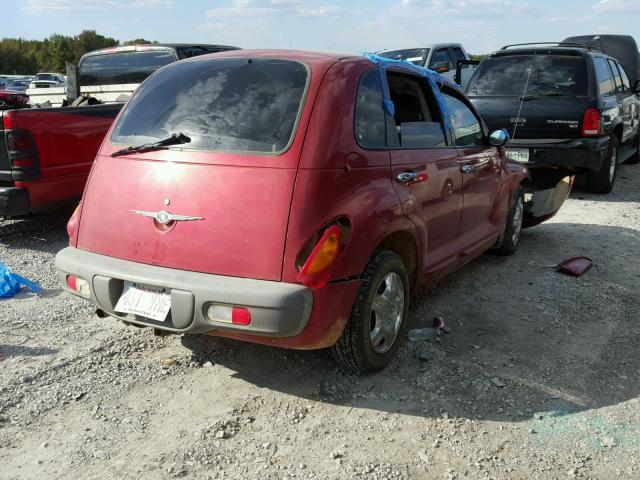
left=0, top=260, right=42, bottom=298
left=363, top=53, right=454, bottom=133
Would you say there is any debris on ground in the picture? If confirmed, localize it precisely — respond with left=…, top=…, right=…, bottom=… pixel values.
left=0, top=259, right=42, bottom=298
left=408, top=327, right=438, bottom=342
left=556, top=256, right=593, bottom=277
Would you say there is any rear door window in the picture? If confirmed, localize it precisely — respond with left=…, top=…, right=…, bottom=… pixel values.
left=467, top=54, right=589, bottom=97
left=111, top=58, right=309, bottom=154
left=79, top=50, right=177, bottom=86
left=617, top=62, right=631, bottom=92
left=452, top=48, right=467, bottom=63
left=593, top=57, right=614, bottom=95
left=355, top=70, right=387, bottom=148
left=607, top=59, right=623, bottom=93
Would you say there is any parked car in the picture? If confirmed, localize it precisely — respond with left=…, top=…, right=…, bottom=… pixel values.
left=377, top=43, right=474, bottom=86
left=5, top=79, right=30, bottom=93
left=0, top=89, right=29, bottom=109
left=466, top=42, right=640, bottom=194
left=54, top=50, right=562, bottom=374
left=0, top=43, right=239, bottom=216
left=29, top=72, right=66, bottom=89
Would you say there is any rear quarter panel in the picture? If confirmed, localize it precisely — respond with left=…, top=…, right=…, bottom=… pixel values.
left=283, top=60, right=419, bottom=285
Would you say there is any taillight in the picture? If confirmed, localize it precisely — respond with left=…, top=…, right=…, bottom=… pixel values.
left=582, top=108, right=602, bottom=137
left=66, top=275, right=90, bottom=298
left=206, top=305, right=252, bottom=326
left=67, top=202, right=82, bottom=246
left=6, top=131, right=35, bottom=167
left=297, top=225, right=342, bottom=289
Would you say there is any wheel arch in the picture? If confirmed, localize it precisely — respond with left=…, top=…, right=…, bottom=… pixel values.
left=374, top=226, right=421, bottom=290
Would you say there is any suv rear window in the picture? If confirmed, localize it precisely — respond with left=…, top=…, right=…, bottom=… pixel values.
left=111, top=58, right=309, bottom=154
left=79, top=50, right=176, bottom=86
left=467, top=54, right=589, bottom=97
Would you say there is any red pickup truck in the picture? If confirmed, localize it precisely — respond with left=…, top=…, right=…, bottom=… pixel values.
left=0, top=44, right=239, bottom=216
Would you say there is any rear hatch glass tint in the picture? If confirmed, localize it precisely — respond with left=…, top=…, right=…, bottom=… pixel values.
left=467, top=54, right=589, bottom=97
left=79, top=50, right=176, bottom=86
left=110, top=58, right=309, bottom=155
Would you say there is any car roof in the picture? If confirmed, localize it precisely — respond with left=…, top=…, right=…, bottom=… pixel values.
left=185, top=49, right=361, bottom=66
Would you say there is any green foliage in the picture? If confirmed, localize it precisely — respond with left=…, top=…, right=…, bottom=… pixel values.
left=0, top=31, right=156, bottom=75
left=469, top=54, right=488, bottom=61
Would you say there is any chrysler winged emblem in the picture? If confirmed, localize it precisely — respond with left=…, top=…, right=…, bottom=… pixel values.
left=130, top=209, right=204, bottom=225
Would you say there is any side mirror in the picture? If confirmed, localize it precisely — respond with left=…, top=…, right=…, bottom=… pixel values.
left=634, top=80, right=640, bottom=94
left=489, top=129, right=510, bottom=147
left=432, top=61, right=451, bottom=74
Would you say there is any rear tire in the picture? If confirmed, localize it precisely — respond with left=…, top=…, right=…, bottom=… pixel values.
left=332, top=250, right=409, bottom=375
left=586, top=136, right=618, bottom=193
left=494, top=186, right=524, bottom=256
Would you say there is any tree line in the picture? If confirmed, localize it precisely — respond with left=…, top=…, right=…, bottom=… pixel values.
left=0, top=30, right=154, bottom=75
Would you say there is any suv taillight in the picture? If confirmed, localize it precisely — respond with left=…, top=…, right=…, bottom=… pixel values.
left=67, top=202, right=82, bottom=246
left=582, top=108, right=602, bottom=137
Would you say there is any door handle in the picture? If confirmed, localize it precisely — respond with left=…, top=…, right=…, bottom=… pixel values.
left=397, top=171, right=419, bottom=183
left=461, top=163, right=474, bottom=174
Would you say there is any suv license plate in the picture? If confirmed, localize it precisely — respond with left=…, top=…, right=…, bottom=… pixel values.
left=115, top=282, right=171, bottom=322
left=506, top=148, right=530, bottom=163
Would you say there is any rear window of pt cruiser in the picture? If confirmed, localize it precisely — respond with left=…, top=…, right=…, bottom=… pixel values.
left=110, top=58, right=309, bottom=155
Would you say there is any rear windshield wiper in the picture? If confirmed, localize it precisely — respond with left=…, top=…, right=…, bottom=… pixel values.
left=111, top=133, right=191, bottom=157
left=519, top=93, right=574, bottom=101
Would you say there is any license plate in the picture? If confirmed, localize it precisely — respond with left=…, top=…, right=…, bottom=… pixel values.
left=506, top=148, right=530, bottom=163
left=115, top=282, right=171, bottom=322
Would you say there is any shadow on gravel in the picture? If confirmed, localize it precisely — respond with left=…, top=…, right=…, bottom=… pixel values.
left=182, top=222, right=640, bottom=424
left=570, top=164, right=640, bottom=203
left=0, top=344, right=58, bottom=358
left=0, top=210, right=71, bottom=252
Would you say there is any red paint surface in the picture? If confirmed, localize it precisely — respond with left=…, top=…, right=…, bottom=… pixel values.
left=4, top=107, right=119, bottom=212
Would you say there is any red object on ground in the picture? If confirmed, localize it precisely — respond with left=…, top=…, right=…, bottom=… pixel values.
left=557, top=256, right=593, bottom=276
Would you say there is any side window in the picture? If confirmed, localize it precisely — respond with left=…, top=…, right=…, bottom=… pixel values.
left=618, top=62, right=631, bottom=92
left=441, top=91, right=484, bottom=147
left=452, top=48, right=467, bottom=63
left=386, top=72, right=447, bottom=148
left=429, top=49, right=452, bottom=69
left=354, top=70, right=387, bottom=149
left=608, top=59, right=623, bottom=93
left=593, top=57, right=614, bottom=95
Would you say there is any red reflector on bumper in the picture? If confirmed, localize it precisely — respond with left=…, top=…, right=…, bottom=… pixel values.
left=231, top=307, right=251, bottom=326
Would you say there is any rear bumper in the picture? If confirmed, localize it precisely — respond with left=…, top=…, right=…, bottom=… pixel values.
left=55, top=247, right=314, bottom=338
left=507, top=136, right=609, bottom=172
left=0, top=187, right=30, bottom=216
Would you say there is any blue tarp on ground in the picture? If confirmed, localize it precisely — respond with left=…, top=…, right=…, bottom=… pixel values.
left=0, top=259, right=42, bottom=298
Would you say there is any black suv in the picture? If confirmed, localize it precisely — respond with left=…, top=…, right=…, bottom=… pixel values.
left=465, top=43, right=640, bottom=193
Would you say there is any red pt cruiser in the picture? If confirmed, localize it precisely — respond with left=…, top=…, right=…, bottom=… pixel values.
left=56, top=50, right=534, bottom=373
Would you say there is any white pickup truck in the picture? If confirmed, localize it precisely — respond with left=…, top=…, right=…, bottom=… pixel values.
left=377, top=43, right=474, bottom=87
left=26, top=43, right=239, bottom=107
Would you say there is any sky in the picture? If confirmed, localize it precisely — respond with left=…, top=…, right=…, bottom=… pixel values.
left=3, top=0, right=640, bottom=55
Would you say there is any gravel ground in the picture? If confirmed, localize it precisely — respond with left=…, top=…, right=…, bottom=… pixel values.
left=1, top=168, right=639, bottom=480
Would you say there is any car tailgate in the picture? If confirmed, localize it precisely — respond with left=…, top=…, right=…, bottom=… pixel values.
left=471, top=97, right=594, bottom=140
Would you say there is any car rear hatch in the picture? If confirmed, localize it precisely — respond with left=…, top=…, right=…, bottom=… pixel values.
left=76, top=56, right=312, bottom=282
left=467, top=52, right=594, bottom=140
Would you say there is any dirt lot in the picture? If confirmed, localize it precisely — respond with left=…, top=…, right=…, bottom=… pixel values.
left=1, top=167, right=639, bottom=480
